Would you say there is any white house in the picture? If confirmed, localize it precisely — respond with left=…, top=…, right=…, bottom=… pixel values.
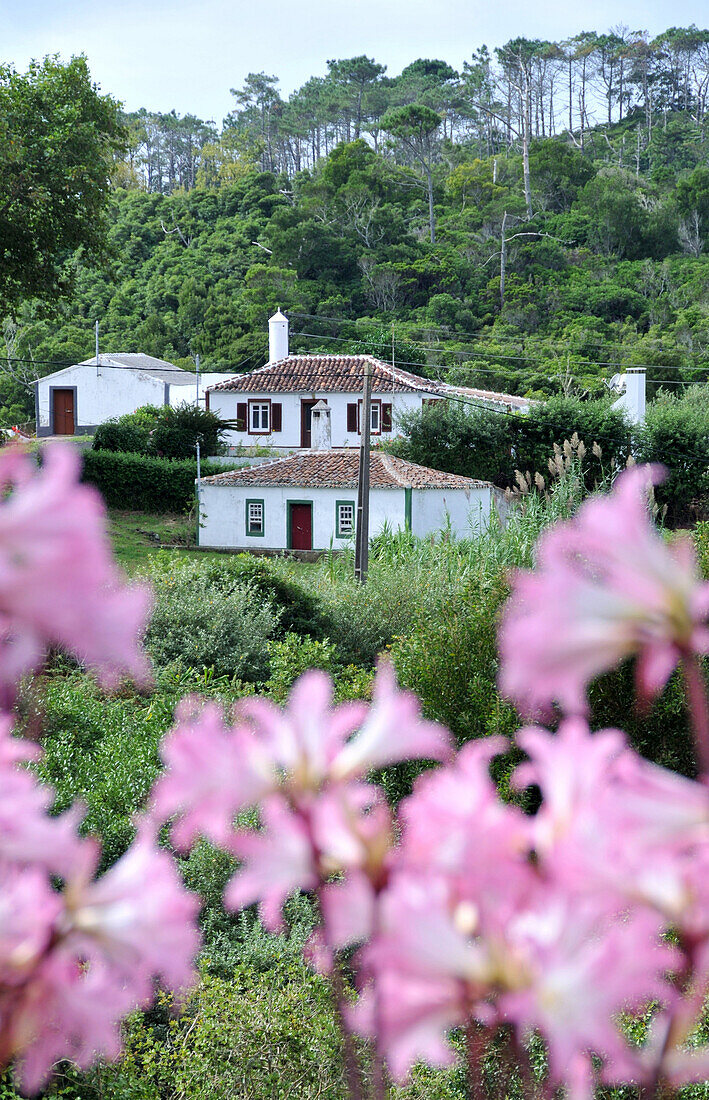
left=207, top=311, right=531, bottom=452
left=34, top=354, right=238, bottom=437
left=198, top=449, right=507, bottom=552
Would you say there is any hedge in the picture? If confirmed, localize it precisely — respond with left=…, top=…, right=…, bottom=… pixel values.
left=82, top=449, right=226, bottom=513
left=392, top=397, right=633, bottom=490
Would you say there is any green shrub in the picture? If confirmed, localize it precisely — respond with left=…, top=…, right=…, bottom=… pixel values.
left=637, top=388, right=709, bottom=525
left=265, top=633, right=373, bottom=704
left=151, top=402, right=225, bottom=459
left=391, top=397, right=632, bottom=489
left=198, top=555, right=329, bottom=640
left=33, top=674, right=168, bottom=868
left=82, top=450, right=226, bottom=513
left=143, top=559, right=277, bottom=681
left=92, top=418, right=152, bottom=454
left=92, top=403, right=226, bottom=460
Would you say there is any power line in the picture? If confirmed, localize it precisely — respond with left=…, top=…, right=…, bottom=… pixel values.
left=291, top=329, right=709, bottom=375
left=288, top=310, right=709, bottom=360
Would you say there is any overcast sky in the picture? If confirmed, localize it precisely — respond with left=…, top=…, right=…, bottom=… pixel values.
left=3, top=0, right=709, bottom=122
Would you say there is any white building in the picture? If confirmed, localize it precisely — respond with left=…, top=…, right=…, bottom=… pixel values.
left=198, top=449, right=507, bottom=552
left=207, top=311, right=531, bottom=452
left=34, top=354, right=237, bottom=437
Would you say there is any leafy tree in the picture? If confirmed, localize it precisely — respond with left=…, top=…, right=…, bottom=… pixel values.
left=381, top=103, right=442, bottom=243
left=0, top=55, right=124, bottom=313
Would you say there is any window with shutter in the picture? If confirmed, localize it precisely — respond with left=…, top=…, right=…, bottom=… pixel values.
left=382, top=403, right=392, bottom=432
left=347, top=403, right=358, bottom=433
left=205, top=391, right=210, bottom=411
left=236, top=402, right=247, bottom=431
left=249, top=401, right=270, bottom=433
left=272, top=403, right=282, bottom=432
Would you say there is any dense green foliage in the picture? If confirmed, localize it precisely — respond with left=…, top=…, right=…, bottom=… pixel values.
left=93, top=403, right=227, bottom=459
left=392, top=387, right=709, bottom=523
left=0, top=56, right=123, bottom=314
left=6, top=30, right=709, bottom=430
left=144, top=558, right=277, bottom=682
left=81, top=450, right=226, bottom=512
left=391, top=396, right=632, bottom=487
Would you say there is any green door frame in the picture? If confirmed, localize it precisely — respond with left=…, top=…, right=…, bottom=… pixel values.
left=286, top=499, right=313, bottom=550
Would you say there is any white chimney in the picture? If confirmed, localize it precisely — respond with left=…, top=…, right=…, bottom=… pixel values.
left=311, top=400, right=331, bottom=451
left=611, top=367, right=646, bottom=425
left=268, top=309, right=289, bottom=363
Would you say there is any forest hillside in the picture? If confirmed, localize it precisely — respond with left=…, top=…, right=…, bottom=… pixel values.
left=4, top=27, right=709, bottom=423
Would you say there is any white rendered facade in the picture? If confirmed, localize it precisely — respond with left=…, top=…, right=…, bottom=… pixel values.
left=198, top=481, right=504, bottom=552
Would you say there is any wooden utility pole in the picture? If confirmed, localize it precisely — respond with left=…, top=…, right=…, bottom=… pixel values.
left=354, top=361, right=372, bottom=584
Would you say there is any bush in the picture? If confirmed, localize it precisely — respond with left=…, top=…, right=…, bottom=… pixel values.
left=637, top=388, right=709, bottom=525
left=92, top=403, right=226, bottom=460
left=46, top=961, right=345, bottom=1100
left=391, top=397, right=632, bottom=489
left=197, top=556, right=330, bottom=640
left=265, top=633, right=373, bottom=703
left=517, top=396, right=632, bottom=485
left=92, top=418, right=152, bottom=454
left=143, top=559, right=277, bottom=681
left=152, top=402, right=225, bottom=459
left=82, top=449, right=226, bottom=513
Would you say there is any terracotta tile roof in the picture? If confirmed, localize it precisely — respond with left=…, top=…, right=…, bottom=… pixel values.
left=444, top=384, right=533, bottom=411
left=201, top=450, right=492, bottom=490
left=209, top=355, right=446, bottom=396
left=207, top=354, right=529, bottom=408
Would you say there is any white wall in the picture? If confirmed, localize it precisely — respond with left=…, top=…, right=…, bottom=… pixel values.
left=410, top=486, right=497, bottom=538
left=198, top=482, right=505, bottom=550
left=199, top=484, right=407, bottom=550
left=36, top=365, right=168, bottom=434
left=208, top=390, right=427, bottom=450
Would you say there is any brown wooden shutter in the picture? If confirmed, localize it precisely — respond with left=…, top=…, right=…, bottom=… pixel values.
left=204, top=390, right=210, bottom=411
left=347, top=402, right=358, bottom=433
left=236, top=402, right=247, bottom=431
left=272, top=402, right=282, bottom=432
left=382, top=403, right=392, bottom=432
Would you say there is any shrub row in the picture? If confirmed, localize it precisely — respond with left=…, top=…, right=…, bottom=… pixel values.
left=81, top=449, right=225, bottom=513
left=392, top=389, right=709, bottom=525
left=93, top=402, right=226, bottom=460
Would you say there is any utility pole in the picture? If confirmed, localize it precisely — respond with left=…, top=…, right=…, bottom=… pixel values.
left=354, top=360, right=372, bottom=584
left=95, top=321, right=100, bottom=377
left=195, top=437, right=202, bottom=548
left=195, top=352, right=200, bottom=408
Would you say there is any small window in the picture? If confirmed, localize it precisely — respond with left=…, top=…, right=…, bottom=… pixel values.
left=336, top=500, right=355, bottom=538
left=246, top=499, right=264, bottom=536
left=249, top=401, right=270, bottom=433
left=370, top=402, right=380, bottom=433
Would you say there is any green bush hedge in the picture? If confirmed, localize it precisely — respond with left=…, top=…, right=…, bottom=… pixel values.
left=637, top=387, right=709, bottom=525
left=93, top=402, right=226, bottom=459
left=392, top=397, right=632, bottom=489
left=82, top=449, right=225, bottom=513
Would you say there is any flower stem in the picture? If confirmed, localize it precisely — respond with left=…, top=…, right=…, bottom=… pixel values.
left=465, top=1021, right=487, bottom=1100
left=330, top=960, right=365, bottom=1100
left=681, top=653, right=709, bottom=777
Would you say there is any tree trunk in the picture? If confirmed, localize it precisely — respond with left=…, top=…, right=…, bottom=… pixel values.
left=426, top=167, right=435, bottom=244
left=500, top=211, right=508, bottom=307
left=522, top=72, right=533, bottom=218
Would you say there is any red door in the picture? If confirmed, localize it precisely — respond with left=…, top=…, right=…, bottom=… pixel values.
left=52, top=389, right=75, bottom=435
left=289, top=503, right=312, bottom=550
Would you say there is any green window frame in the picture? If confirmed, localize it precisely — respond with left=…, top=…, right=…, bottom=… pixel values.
left=335, top=499, right=356, bottom=538
left=245, top=498, right=265, bottom=537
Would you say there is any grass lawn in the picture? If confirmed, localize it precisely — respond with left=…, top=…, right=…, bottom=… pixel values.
left=108, top=509, right=321, bottom=579
left=109, top=510, right=200, bottom=571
